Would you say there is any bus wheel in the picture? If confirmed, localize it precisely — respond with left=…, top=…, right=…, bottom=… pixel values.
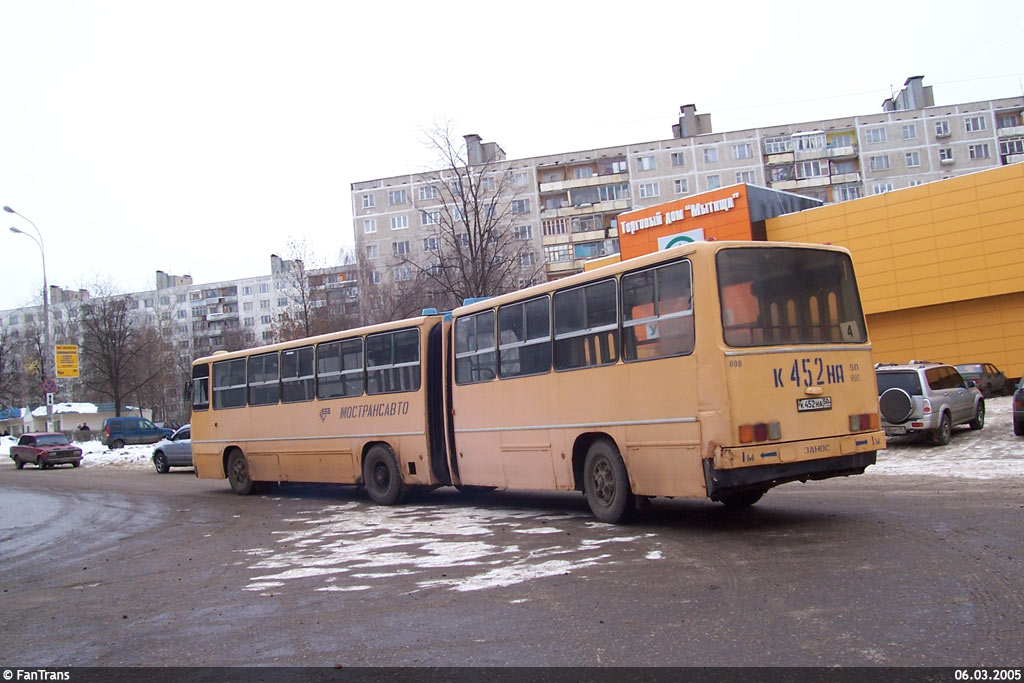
left=583, top=439, right=633, bottom=524
left=363, top=445, right=405, bottom=506
left=227, top=450, right=259, bottom=495
left=718, top=489, right=766, bottom=508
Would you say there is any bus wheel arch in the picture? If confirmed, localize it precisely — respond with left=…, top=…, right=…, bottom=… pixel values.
left=362, top=442, right=406, bottom=506
left=225, top=447, right=268, bottom=495
left=575, top=434, right=635, bottom=524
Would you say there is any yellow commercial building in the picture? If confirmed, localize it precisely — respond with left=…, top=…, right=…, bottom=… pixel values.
left=766, top=163, right=1024, bottom=380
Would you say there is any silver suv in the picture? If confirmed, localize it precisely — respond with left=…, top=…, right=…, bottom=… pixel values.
left=875, top=361, right=985, bottom=445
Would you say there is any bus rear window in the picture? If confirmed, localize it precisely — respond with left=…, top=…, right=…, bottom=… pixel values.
left=717, top=248, right=867, bottom=347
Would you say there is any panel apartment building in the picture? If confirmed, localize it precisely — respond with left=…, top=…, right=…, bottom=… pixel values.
left=351, top=76, right=1024, bottom=281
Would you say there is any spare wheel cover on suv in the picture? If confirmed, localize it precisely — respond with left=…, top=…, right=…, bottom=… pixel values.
left=880, top=387, right=914, bottom=424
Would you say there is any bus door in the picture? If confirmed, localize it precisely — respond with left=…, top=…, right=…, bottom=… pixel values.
left=426, top=322, right=452, bottom=485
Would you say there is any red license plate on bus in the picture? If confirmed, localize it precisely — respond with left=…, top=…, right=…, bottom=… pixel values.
left=797, top=396, right=832, bottom=412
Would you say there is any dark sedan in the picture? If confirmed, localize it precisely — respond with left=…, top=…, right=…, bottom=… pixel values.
left=954, top=363, right=1009, bottom=398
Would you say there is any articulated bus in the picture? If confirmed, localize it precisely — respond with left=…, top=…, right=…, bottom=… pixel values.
left=190, top=241, right=883, bottom=523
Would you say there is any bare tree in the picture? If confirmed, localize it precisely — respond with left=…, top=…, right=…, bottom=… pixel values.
left=79, top=293, right=162, bottom=417
left=273, top=240, right=362, bottom=342
left=349, top=247, right=433, bottom=325
left=404, top=125, right=542, bottom=310
left=0, top=328, right=24, bottom=408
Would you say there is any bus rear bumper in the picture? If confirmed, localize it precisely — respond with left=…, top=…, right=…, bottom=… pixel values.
left=702, top=451, right=876, bottom=499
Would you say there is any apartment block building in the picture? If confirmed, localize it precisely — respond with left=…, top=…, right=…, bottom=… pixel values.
left=0, top=256, right=361, bottom=365
left=352, top=76, right=1024, bottom=280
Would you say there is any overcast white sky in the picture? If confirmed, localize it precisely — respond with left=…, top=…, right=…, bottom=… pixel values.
left=2, top=0, right=1022, bottom=311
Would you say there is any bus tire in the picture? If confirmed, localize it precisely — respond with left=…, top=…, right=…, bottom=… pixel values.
left=363, top=444, right=405, bottom=506
left=718, top=489, right=766, bottom=508
left=583, top=439, right=634, bottom=524
left=227, top=449, right=260, bottom=495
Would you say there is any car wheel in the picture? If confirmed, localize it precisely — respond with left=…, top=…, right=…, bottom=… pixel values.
left=583, top=438, right=634, bottom=524
left=14, top=457, right=24, bottom=470
left=930, top=413, right=952, bottom=446
left=362, top=444, right=406, bottom=505
left=1014, top=418, right=1024, bottom=437
left=968, top=402, right=985, bottom=430
left=71, top=461, right=80, bottom=468
left=110, top=439, right=125, bottom=450
left=153, top=452, right=170, bottom=474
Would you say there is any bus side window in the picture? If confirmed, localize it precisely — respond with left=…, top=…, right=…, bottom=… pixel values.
left=317, top=338, right=365, bottom=399
left=192, top=364, right=210, bottom=411
left=367, top=329, right=421, bottom=394
left=498, top=296, right=551, bottom=378
left=455, top=310, right=497, bottom=384
left=212, top=358, right=247, bottom=409
left=553, top=279, right=618, bottom=371
left=622, top=261, right=693, bottom=361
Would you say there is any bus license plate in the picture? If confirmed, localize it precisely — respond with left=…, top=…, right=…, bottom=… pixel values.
left=797, top=397, right=832, bottom=412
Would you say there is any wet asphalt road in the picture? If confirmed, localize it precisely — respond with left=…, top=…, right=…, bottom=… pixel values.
left=0, top=458, right=1022, bottom=668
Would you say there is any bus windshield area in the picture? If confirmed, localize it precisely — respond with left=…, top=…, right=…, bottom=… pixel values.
left=717, top=247, right=867, bottom=347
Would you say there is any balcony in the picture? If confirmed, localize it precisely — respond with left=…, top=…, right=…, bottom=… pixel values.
left=997, top=124, right=1024, bottom=138
left=765, top=152, right=794, bottom=164
left=830, top=172, right=861, bottom=184
left=540, top=198, right=629, bottom=219
left=546, top=260, right=577, bottom=274
left=539, top=172, right=629, bottom=193
left=794, top=148, right=828, bottom=162
left=826, top=145, right=858, bottom=158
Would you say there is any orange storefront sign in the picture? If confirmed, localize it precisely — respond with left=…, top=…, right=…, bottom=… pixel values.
left=617, top=185, right=757, bottom=261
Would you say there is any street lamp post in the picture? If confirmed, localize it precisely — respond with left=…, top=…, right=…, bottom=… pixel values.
left=6, top=205, right=53, bottom=432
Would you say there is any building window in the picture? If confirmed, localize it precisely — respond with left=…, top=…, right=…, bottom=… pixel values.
left=935, top=120, right=950, bottom=137
left=261, top=314, right=272, bottom=324
left=599, top=183, right=629, bottom=201
left=868, top=155, right=890, bottom=171
left=866, top=127, right=886, bottom=144
left=513, top=225, right=533, bottom=240
left=829, top=133, right=853, bottom=148
left=736, top=170, right=755, bottom=184
left=997, top=113, right=1020, bottom=129
left=394, top=267, right=412, bottom=282
left=670, top=151, right=686, bottom=167
left=1000, top=138, right=1024, bottom=156
left=520, top=252, right=536, bottom=267
left=902, top=124, right=917, bottom=140
left=764, top=136, right=791, bottom=154
left=418, top=185, right=437, bottom=201
left=905, top=151, right=921, bottom=168
left=511, top=171, right=529, bottom=187
left=392, top=241, right=410, bottom=256
left=908, top=180, right=924, bottom=187
left=365, top=244, right=378, bottom=259
left=278, top=297, right=288, bottom=307
left=259, top=283, right=269, bottom=293
left=797, top=160, right=826, bottom=178
left=390, top=215, right=409, bottom=230
left=964, top=115, right=987, bottom=133
left=939, top=148, right=954, bottom=163
left=968, top=143, right=990, bottom=159
left=674, top=178, right=688, bottom=195
left=423, top=237, right=440, bottom=252
left=544, top=244, right=571, bottom=263
left=702, top=147, right=718, bottom=164
left=387, top=189, right=407, bottom=205
left=573, top=166, right=594, bottom=180
left=638, top=182, right=660, bottom=199
left=421, top=211, right=439, bottom=226
left=260, top=299, right=270, bottom=309
left=242, top=286, right=252, bottom=296
left=636, top=155, right=656, bottom=171
left=872, top=183, right=894, bottom=195
left=371, top=271, right=382, bottom=285
left=362, top=194, right=375, bottom=209
left=706, top=175, right=721, bottom=191
left=831, top=160, right=857, bottom=175
left=732, top=143, right=753, bottom=160
left=834, top=184, right=862, bottom=202
left=510, top=199, right=531, bottom=214
left=363, top=218, right=377, bottom=234
left=243, top=301, right=253, bottom=312
left=480, top=176, right=496, bottom=191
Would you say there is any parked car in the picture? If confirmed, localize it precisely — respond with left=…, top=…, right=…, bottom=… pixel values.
left=102, top=416, right=174, bottom=449
left=875, top=361, right=985, bottom=445
left=953, top=363, right=1009, bottom=398
left=1013, top=379, right=1024, bottom=437
left=155, top=420, right=181, bottom=432
left=10, top=432, right=83, bottom=469
left=151, top=424, right=192, bottom=473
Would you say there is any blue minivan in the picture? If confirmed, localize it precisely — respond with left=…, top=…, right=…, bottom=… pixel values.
left=102, top=417, right=174, bottom=449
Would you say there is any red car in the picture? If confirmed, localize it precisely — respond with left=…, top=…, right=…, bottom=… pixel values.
left=10, top=432, right=83, bottom=469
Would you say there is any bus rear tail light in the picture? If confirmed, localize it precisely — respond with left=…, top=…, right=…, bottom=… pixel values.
left=849, top=413, right=879, bottom=431
left=739, top=421, right=781, bottom=443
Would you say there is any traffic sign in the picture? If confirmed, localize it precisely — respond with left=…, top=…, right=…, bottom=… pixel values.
left=42, top=378, right=57, bottom=393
